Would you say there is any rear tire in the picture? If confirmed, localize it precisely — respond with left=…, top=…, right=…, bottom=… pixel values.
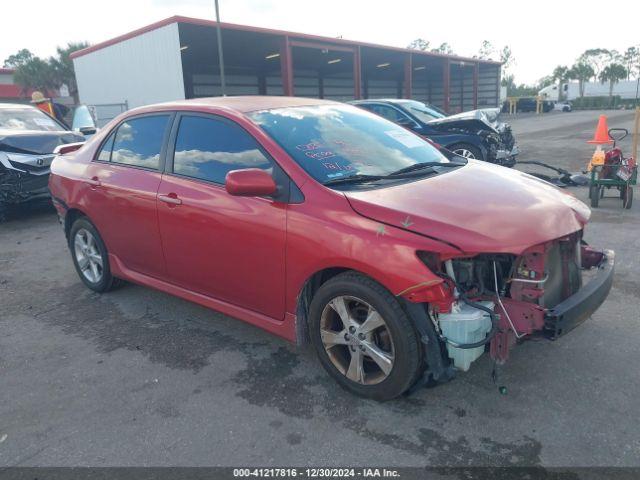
left=623, top=186, right=633, bottom=209
left=590, top=185, right=600, bottom=208
left=69, top=217, right=122, bottom=293
left=308, top=272, right=422, bottom=401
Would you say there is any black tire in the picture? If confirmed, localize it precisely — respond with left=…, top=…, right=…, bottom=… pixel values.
left=448, top=143, right=484, bottom=161
left=590, top=185, right=600, bottom=208
left=623, top=186, right=633, bottom=209
left=308, top=272, right=422, bottom=401
left=69, top=217, right=122, bottom=293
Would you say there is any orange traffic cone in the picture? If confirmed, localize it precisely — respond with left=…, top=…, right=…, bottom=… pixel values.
left=587, top=115, right=613, bottom=144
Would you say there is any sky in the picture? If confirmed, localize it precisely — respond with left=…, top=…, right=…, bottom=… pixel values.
left=2, top=0, right=639, bottom=84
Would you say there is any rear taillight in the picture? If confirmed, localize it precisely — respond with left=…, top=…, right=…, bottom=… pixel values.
left=54, top=142, right=84, bottom=155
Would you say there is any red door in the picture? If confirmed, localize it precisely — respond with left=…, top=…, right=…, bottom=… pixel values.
left=82, top=114, right=171, bottom=278
left=155, top=114, right=287, bottom=320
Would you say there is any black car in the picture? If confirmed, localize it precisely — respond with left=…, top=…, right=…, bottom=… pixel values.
left=350, top=99, right=518, bottom=166
left=501, top=97, right=554, bottom=113
left=0, top=103, right=88, bottom=220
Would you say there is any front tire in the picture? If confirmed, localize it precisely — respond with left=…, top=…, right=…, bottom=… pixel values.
left=69, top=217, right=121, bottom=293
left=448, top=143, right=483, bottom=161
left=308, top=272, right=422, bottom=401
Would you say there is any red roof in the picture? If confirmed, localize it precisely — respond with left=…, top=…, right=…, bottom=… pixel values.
left=0, top=68, right=15, bottom=74
left=70, top=15, right=501, bottom=66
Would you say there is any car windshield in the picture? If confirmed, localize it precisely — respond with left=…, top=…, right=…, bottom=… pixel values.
left=249, top=104, right=451, bottom=185
left=0, top=107, right=65, bottom=132
left=397, top=100, right=446, bottom=123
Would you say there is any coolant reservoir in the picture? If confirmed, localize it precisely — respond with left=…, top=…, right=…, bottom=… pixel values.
left=439, top=301, right=494, bottom=371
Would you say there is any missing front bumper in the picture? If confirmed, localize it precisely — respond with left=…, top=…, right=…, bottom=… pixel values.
left=543, top=249, right=615, bottom=339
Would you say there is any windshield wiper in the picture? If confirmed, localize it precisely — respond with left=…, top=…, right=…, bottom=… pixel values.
left=324, top=161, right=466, bottom=186
left=388, top=161, right=465, bottom=177
left=323, top=174, right=388, bottom=186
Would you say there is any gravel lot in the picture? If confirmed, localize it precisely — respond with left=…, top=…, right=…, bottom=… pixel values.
left=1, top=109, right=638, bottom=468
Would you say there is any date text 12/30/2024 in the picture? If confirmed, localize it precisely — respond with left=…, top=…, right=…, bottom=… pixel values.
left=233, top=468, right=400, bottom=478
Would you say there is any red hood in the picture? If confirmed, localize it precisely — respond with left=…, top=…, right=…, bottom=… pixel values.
left=344, top=160, right=590, bottom=254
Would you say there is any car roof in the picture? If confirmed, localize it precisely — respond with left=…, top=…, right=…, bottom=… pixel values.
left=136, top=96, right=341, bottom=114
left=350, top=98, right=413, bottom=105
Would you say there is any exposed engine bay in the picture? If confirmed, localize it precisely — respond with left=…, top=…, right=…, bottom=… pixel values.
left=424, top=232, right=613, bottom=371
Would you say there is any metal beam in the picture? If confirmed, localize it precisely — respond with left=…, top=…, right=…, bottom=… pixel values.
left=404, top=53, right=412, bottom=99
left=473, top=62, right=479, bottom=109
left=354, top=46, right=362, bottom=99
left=280, top=36, right=294, bottom=96
left=443, top=59, right=450, bottom=113
left=214, top=0, right=226, bottom=96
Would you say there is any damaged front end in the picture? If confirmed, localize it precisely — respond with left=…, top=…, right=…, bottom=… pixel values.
left=414, top=232, right=614, bottom=373
left=0, top=135, right=83, bottom=218
left=0, top=151, right=54, bottom=214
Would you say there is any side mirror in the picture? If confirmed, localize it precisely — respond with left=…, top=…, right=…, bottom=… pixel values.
left=79, top=126, right=97, bottom=136
left=225, top=168, right=277, bottom=197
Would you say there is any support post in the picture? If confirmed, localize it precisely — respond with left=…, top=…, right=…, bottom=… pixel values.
left=443, top=59, right=450, bottom=113
left=214, top=0, right=226, bottom=96
left=404, top=53, right=412, bottom=99
left=353, top=46, right=362, bottom=100
left=633, top=107, right=640, bottom=163
left=473, top=62, right=479, bottom=109
left=280, top=36, right=294, bottom=96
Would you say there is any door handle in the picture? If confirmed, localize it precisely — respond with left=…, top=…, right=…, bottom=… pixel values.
left=158, top=193, right=182, bottom=205
left=85, top=176, right=101, bottom=187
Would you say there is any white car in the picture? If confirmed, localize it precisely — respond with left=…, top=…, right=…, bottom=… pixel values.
left=554, top=101, right=572, bottom=112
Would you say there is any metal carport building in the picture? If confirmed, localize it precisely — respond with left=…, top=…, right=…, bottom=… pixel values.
left=71, top=16, right=501, bottom=114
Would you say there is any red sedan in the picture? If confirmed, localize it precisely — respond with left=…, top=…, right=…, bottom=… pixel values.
left=49, top=97, right=614, bottom=400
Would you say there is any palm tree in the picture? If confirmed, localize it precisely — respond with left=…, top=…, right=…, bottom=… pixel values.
left=568, top=62, right=595, bottom=97
left=551, top=65, right=569, bottom=101
left=599, top=63, right=628, bottom=105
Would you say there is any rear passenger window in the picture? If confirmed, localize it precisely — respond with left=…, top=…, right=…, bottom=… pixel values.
left=172, top=115, right=272, bottom=184
left=97, top=133, right=114, bottom=162
left=110, top=115, right=170, bottom=169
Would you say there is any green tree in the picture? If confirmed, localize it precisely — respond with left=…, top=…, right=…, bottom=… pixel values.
left=551, top=65, right=569, bottom=100
left=3, top=49, right=34, bottom=68
left=568, top=62, right=595, bottom=97
left=50, top=42, right=89, bottom=102
left=431, top=43, right=454, bottom=55
left=579, top=49, right=619, bottom=80
left=13, top=56, right=58, bottom=94
left=407, top=38, right=430, bottom=51
left=477, top=40, right=494, bottom=60
left=6, top=42, right=88, bottom=102
left=623, top=46, right=639, bottom=79
left=599, top=63, right=628, bottom=104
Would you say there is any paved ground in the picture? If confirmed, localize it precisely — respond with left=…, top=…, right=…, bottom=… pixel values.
left=1, top=110, right=639, bottom=468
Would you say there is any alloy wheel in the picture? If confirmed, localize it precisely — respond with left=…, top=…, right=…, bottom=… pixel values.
left=319, top=295, right=395, bottom=385
left=452, top=148, right=476, bottom=159
left=73, top=228, right=103, bottom=283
